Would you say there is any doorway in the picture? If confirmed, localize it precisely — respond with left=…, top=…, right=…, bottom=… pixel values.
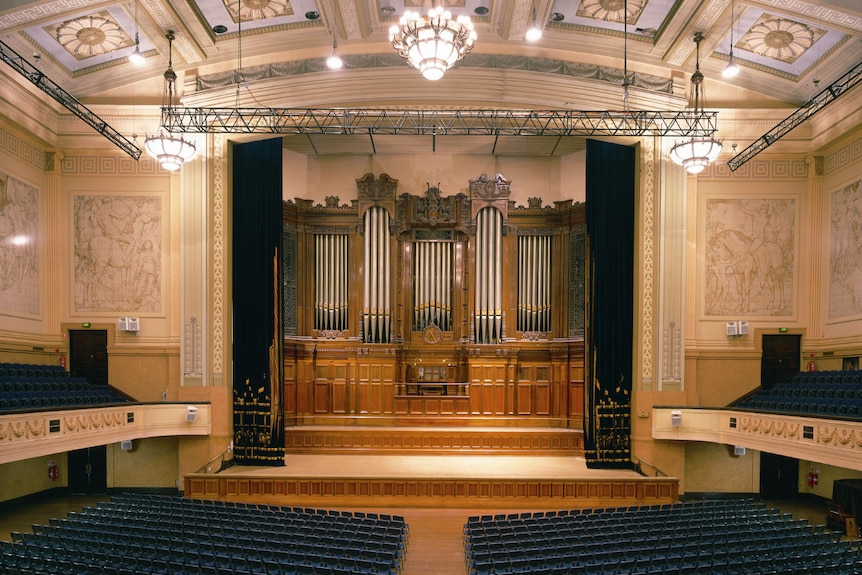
left=68, top=330, right=108, bottom=385
left=761, top=334, right=801, bottom=389
left=67, top=446, right=107, bottom=494
left=761, top=452, right=799, bottom=500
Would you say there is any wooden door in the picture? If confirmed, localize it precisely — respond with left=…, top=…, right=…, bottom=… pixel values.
left=761, top=334, right=800, bottom=389
left=69, top=330, right=108, bottom=385
left=67, top=446, right=107, bottom=494
left=761, top=452, right=798, bottom=500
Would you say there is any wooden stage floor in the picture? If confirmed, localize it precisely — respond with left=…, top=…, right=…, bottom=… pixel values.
left=186, top=453, right=678, bottom=509
left=222, top=454, right=641, bottom=480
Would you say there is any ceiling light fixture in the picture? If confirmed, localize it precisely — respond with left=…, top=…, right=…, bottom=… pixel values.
left=128, top=1, right=144, bottom=65
left=670, top=32, right=723, bottom=175
left=722, top=0, right=740, bottom=79
left=389, top=6, right=477, bottom=81
left=525, top=7, right=542, bottom=42
left=145, top=30, right=196, bottom=171
left=327, top=8, right=343, bottom=70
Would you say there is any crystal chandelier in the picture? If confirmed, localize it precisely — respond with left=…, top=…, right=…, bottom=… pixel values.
left=389, top=6, right=477, bottom=81
left=145, top=30, right=196, bottom=171
left=670, top=32, right=722, bottom=174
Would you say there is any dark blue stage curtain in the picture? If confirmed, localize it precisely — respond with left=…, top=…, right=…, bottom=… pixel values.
left=584, top=139, right=635, bottom=469
left=231, top=138, right=285, bottom=466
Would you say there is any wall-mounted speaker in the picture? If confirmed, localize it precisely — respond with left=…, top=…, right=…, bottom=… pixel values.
left=120, top=440, right=133, bottom=451
left=733, top=446, right=746, bottom=456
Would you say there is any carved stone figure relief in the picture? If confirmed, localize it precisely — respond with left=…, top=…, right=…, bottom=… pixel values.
left=0, top=171, right=39, bottom=315
left=704, top=198, right=795, bottom=316
left=74, top=195, right=162, bottom=313
left=829, top=181, right=862, bottom=319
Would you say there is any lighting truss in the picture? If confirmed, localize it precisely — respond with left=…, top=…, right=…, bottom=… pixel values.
left=728, top=60, right=862, bottom=172
left=161, top=108, right=718, bottom=138
left=0, top=38, right=142, bottom=160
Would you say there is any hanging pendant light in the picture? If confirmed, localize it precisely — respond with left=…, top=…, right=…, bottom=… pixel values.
left=327, top=8, right=343, bottom=70
left=670, top=32, right=722, bottom=174
left=389, top=6, right=477, bottom=81
left=128, top=1, right=144, bottom=65
left=723, top=0, right=740, bottom=79
left=145, top=30, right=196, bottom=171
left=525, top=7, right=543, bottom=42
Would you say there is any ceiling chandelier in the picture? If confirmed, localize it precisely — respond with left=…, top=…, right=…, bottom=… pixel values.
left=145, top=30, right=196, bottom=171
left=389, top=6, right=477, bottom=81
left=670, top=32, right=722, bottom=175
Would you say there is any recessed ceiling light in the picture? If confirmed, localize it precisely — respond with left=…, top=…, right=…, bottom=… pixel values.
left=305, top=11, right=320, bottom=20
left=550, top=12, right=565, bottom=22
left=474, top=6, right=489, bottom=16
left=212, top=25, right=227, bottom=34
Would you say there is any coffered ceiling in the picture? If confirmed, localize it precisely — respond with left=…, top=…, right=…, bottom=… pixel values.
left=1, top=1, right=860, bottom=156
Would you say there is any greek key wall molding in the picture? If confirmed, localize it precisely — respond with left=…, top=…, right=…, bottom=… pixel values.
left=701, top=157, right=809, bottom=179
left=60, top=153, right=162, bottom=175
left=825, top=135, right=862, bottom=175
left=0, top=124, right=46, bottom=171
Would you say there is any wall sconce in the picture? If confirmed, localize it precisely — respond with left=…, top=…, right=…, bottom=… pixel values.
left=671, top=410, right=682, bottom=427
left=185, top=405, right=198, bottom=422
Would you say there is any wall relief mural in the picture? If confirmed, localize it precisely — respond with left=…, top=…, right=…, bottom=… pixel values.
left=704, top=198, right=795, bottom=317
left=829, top=181, right=862, bottom=319
left=74, top=195, right=162, bottom=313
left=0, top=171, right=39, bottom=316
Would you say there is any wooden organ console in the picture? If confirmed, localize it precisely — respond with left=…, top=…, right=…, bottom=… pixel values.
left=281, top=173, right=587, bottom=431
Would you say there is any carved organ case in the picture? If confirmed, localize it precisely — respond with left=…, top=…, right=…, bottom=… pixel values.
left=283, top=173, right=586, bottom=426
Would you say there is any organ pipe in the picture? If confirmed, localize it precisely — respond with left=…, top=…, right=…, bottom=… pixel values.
left=363, top=207, right=391, bottom=343
left=314, top=233, right=348, bottom=332
left=518, top=235, right=551, bottom=333
left=475, top=207, right=503, bottom=344
left=413, top=241, right=453, bottom=331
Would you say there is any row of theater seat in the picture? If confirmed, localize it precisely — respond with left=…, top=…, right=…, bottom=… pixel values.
left=1, top=493, right=408, bottom=575
left=792, top=370, right=862, bottom=385
left=733, top=370, right=862, bottom=420
left=464, top=499, right=862, bottom=575
left=0, top=362, right=128, bottom=413
left=0, top=363, right=69, bottom=378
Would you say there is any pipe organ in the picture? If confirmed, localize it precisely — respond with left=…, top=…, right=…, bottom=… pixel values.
left=413, top=240, right=453, bottom=331
left=518, top=234, right=552, bottom=334
left=475, top=207, right=504, bottom=344
left=282, top=173, right=586, bottom=428
left=363, top=207, right=391, bottom=343
left=314, top=233, right=349, bottom=332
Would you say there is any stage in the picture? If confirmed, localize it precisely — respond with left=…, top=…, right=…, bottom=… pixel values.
left=184, top=452, right=678, bottom=509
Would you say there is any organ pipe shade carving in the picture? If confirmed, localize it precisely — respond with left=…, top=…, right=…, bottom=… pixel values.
left=362, top=207, right=391, bottom=343
left=413, top=241, right=453, bottom=332
left=475, top=207, right=503, bottom=344
left=314, top=234, right=348, bottom=332
left=518, top=235, right=551, bottom=333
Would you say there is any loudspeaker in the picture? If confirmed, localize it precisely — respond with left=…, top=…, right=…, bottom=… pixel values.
left=185, top=405, right=198, bottom=422
left=725, top=321, right=738, bottom=336
left=733, top=446, right=746, bottom=456
left=120, top=440, right=133, bottom=451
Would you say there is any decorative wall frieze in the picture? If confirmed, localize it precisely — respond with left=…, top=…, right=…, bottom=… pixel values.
left=653, top=408, right=862, bottom=472
left=700, top=157, right=809, bottom=179
left=0, top=404, right=210, bottom=465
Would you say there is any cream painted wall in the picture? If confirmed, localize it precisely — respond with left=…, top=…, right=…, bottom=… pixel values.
left=0, top=454, right=68, bottom=502
left=797, top=461, right=862, bottom=501
left=684, top=442, right=760, bottom=494
left=108, top=437, right=179, bottom=489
